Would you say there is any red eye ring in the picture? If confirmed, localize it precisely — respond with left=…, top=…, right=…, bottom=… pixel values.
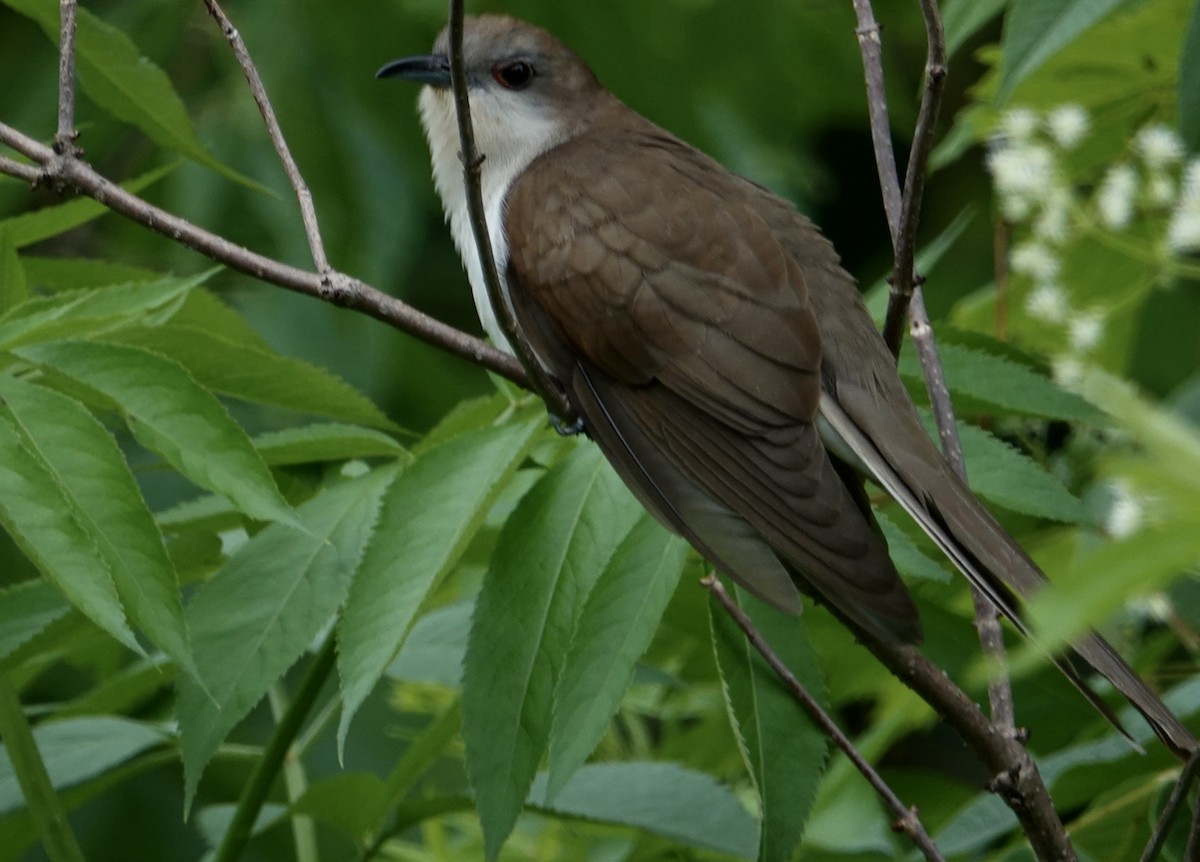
left=493, top=60, right=535, bottom=90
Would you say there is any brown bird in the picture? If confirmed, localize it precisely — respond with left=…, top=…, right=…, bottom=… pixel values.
left=379, top=14, right=1195, bottom=758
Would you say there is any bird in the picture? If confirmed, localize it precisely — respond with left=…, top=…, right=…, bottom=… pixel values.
left=378, top=14, right=1196, bottom=759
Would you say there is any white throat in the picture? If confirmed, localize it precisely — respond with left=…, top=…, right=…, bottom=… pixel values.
left=418, top=86, right=568, bottom=352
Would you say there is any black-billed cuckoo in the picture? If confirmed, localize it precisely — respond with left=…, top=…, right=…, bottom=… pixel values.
left=379, top=15, right=1195, bottom=758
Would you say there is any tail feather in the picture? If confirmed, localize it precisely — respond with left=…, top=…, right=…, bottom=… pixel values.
left=819, top=394, right=1197, bottom=759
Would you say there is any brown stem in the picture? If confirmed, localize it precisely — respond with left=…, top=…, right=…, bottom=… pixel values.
left=54, top=0, right=80, bottom=156
left=1139, top=749, right=1200, bottom=862
left=0, top=121, right=526, bottom=387
left=704, top=575, right=946, bottom=862
left=445, top=0, right=576, bottom=423
left=200, top=0, right=331, bottom=276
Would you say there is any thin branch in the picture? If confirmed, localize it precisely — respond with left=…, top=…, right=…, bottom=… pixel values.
left=851, top=2, right=902, bottom=240
left=1140, top=750, right=1200, bottom=862
left=703, top=575, right=946, bottom=862
left=0, top=154, right=41, bottom=184
left=54, top=0, right=80, bottom=156
left=849, top=0, right=1051, bottom=848
left=213, top=636, right=336, bottom=862
left=200, top=0, right=330, bottom=276
left=445, top=0, right=576, bottom=423
left=0, top=120, right=526, bottom=386
left=824, top=595, right=1077, bottom=861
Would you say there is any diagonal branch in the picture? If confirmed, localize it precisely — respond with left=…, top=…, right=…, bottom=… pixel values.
left=0, top=121, right=526, bottom=387
left=704, top=575, right=946, bottom=862
left=201, top=0, right=331, bottom=277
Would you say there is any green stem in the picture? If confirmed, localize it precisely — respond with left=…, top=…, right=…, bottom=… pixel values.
left=267, top=683, right=318, bottom=862
left=359, top=698, right=462, bottom=861
left=213, top=634, right=336, bottom=862
left=0, top=672, right=85, bottom=862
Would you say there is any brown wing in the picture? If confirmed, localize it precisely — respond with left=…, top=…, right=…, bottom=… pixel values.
left=503, top=116, right=920, bottom=643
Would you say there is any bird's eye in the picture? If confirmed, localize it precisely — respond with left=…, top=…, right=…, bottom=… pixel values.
left=493, top=60, right=535, bottom=90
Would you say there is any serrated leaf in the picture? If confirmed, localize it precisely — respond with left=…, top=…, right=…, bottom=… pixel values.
left=0, top=375, right=195, bottom=678
left=0, top=409, right=138, bottom=652
left=16, top=340, right=297, bottom=526
left=527, top=762, right=758, bottom=858
left=0, top=227, right=27, bottom=313
left=996, top=0, right=1126, bottom=103
left=921, top=412, right=1089, bottom=522
left=253, top=424, right=407, bottom=466
left=290, top=772, right=387, bottom=838
left=0, top=580, right=69, bottom=663
left=386, top=601, right=473, bottom=687
left=0, top=717, right=167, bottom=814
left=546, top=515, right=686, bottom=800
left=108, top=323, right=395, bottom=429
left=0, top=0, right=251, bottom=185
left=876, top=512, right=952, bottom=583
left=462, top=444, right=642, bottom=861
left=710, top=587, right=827, bottom=862
left=0, top=162, right=176, bottom=248
left=178, top=467, right=395, bottom=809
left=21, top=256, right=162, bottom=291
left=336, top=418, right=541, bottom=754
left=0, top=270, right=212, bottom=351
left=900, top=341, right=1101, bottom=423
left=943, top=0, right=1008, bottom=58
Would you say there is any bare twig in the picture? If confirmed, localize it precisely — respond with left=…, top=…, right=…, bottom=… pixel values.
left=445, top=0, right=576, bottom=423
left=0, top=155, right=41, bottom=184
left=851, top=3, right=902, bottom=238
left=54, top=0, right=80, bottom=156
left=1140, top=750, right=1200, bottom=862
left=200, top=0, right=331, bottom=276
left=704, top=575, right=946, bottom=862
left=850, top=0, right=1046, bottom=846
left=0, top=121, right=526, bottom=387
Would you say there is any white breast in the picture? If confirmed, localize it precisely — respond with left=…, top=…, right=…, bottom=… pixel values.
left=418, top=86, right=568, bottom=353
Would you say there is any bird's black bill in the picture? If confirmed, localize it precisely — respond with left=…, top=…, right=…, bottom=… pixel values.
left=376, top=55, right=452, bottom=87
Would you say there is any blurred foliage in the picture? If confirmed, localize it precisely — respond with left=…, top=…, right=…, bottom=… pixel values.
left=0, top=0, right=1198, bottom=861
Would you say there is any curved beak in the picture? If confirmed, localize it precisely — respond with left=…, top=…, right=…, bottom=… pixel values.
left=376, top=55, right=452, bottom=87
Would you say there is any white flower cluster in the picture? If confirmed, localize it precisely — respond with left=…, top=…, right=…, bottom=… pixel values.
left=986, top=108, right=1199, bottom=359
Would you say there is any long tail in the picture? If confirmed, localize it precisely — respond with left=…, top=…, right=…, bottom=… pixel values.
left=820, top=395, right=1197, bottom=760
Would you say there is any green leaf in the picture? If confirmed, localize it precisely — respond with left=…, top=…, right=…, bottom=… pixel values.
left=899, top=341, right=1101, bottom=423
left=16, top=340, right=296, bottom=526
left=0, top=228, right=27, bottom=314
left=0, top=716, right=167, bottom=814
left=386, top=601, right=472, bottom=686
left=0, top=409, right=138, bottom=652
left=290, top=772, right=387, bottom=839
left=996, top=0, right=1126, bottom=103
left=0, top=376, right=195, bottom=679
left=108, top=323, right=396, bottom=430
left=920, top=412, right=1089, bottom=522
left=253, top=424, right=408, bottom=467
left=336, top=418, right=541, bottom=754
left=710, top=587, right=827, bottom=862
left=0, top=162, right=176, bottom=249
left=20, top=257, right=162, bottom=291
left=943, top=0, right=1008, bottom=58
left=1182, top=0, right=1200, bottom=154
left=546, top=515, right=687, bottom=800
left=527, top=762, right=758, bottom=858
left=462, top=444, right=642, bottom=860
left=876, top=512, right=952, bottom=583
left=177, top=467, right=395, bottom=809
left=0, top=580, right=69, bottom=663
left=0, top=0, right=251, bottom=185
left=0, top=270, right=211, bottom=351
